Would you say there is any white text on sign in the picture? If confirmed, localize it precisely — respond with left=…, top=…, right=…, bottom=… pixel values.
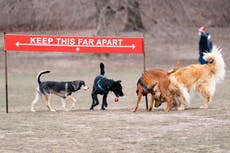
left=30, top=37, right=54, bottom=44
left=77, top=38, right=123, bottom=46
left=30, top=37, right=124, bottom=46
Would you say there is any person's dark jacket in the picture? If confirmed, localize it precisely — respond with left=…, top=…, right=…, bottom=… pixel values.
left=199, top=33, right=212, bottom=56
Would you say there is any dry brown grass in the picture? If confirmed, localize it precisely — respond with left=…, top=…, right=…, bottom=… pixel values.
left=0, top=28, right=230, bottom=152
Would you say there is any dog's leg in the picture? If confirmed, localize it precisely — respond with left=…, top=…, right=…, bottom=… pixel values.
left=132, top=92, right=143, bottom=112
left=90, top=93, right=99, bottom=110
left=148, top=93, right=155, bottom=112
left=93, top=94, right=99, bottom=107
left=31, top=91, right=41, bottom=112
left=178, top=95, right=186, bottom=110
left=45, top=95, right=56, bottom=112
left=172, top=96, right=180, bottom=111
left=61, top=98, right=68, bottom=111
left=68, top=96, right=77, bottom=110
left=101, top=93, right=108, bottom=110
left=199, top=85, right=212, bottom=109
left=90, top=93, right=95, bottom=110
left=104, top=94, right=108, bottom=108
left=178, top=86, right=190, bottom=110
left=159, top=86, right=172, bottom=112
left=162, top=92, right=172, bottom=112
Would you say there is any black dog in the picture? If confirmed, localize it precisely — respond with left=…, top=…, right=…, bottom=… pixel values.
left=31, top=70, right=89, bottom=112
left=90, top=63, right=124, bottom=110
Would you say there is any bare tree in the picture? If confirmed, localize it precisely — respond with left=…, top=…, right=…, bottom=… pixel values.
left=95, top=0, right=116, bottom=35
left=124, top=0, right=144, bottom=31
left=95, top=0, right=109, bottom=24
left=95, top=0, right=144, bottom=35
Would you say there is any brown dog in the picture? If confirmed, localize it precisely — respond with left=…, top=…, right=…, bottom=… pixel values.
left=152, top=83, right=181, bottom=110
left=132, top=68, right=176, bottom=112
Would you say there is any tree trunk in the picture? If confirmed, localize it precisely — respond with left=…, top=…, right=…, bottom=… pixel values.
left=124, top=0, right=144, bottom=31
left=95, top=0, right=116, bottom=35
left=95, top=0, right=144, bottom=34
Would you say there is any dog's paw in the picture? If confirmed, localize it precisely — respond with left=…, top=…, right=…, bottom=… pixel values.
left=50, top=109, right=56, bottom=112
left=164, top=108, right=170, bottom=112
left=132, top=108, right=137, bottom=112
left=200, top=105, right=208, bottom=109
left=71, top=103, right=76, bottom=109
left=178, top=106, right=185, bottom=111
left=148, top=108, right=152, bottom=112
left=31, top=109, right=36, bottom=112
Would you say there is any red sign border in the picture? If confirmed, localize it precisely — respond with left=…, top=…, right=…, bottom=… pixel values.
left=4, top=34, right=144, bottom=54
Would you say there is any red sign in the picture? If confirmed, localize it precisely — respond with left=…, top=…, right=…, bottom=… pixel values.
left=4, top=34, right=144, bottom=54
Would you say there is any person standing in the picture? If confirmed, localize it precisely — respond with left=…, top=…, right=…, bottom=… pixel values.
left=198, top=26, right=213, bottom=64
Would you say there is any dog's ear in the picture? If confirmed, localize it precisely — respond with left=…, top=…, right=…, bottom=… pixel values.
left=116, top=80, right=122, bottom=84
left=71, top=81, right=78, bottom=90
left=78, top=81, right=84, bottom=86
left=207, top=58, right=215, bottom=64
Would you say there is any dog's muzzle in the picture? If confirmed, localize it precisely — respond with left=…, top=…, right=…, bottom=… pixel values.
left=81, top=85, right=89, bottom=90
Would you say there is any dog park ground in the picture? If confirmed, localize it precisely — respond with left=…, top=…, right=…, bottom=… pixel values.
left=0, top=28, right=230, bottom=153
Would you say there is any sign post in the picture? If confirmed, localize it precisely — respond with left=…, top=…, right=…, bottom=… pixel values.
left=4, top=50, right=8, bottom=113
left=4, top=32, right=9, bottom=113
left=143, top=51, right=148, bottom=110
left=4, top=34, right=146, bottom=113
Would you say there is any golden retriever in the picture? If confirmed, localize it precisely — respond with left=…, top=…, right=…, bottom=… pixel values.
left=169, top=46, right=226, bottom=110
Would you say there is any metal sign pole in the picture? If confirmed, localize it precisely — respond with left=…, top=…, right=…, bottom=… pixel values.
left=143, top=50, right=146, bottom=71
left=143, top=37, right=148, bottom=110
left=144, top=52, right=148, bottom=110
left=4, top=32, right=9, bottom=113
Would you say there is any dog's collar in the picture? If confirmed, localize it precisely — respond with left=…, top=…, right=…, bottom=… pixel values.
left=97, top=77, right=106, bottom=93
left=138, top=77, right=153, bottom=93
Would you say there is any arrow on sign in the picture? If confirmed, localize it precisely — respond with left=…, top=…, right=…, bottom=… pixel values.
left=16, top=41, right=136, bottom=50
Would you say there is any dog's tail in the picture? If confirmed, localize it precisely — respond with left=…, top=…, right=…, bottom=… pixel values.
left=37, top=70, right=50, bottom=84
left=168, top=61, right=180, bottom=75
left=203, top=45, right=226, bottom=82
left=100, top=62, right=105, bottom=75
